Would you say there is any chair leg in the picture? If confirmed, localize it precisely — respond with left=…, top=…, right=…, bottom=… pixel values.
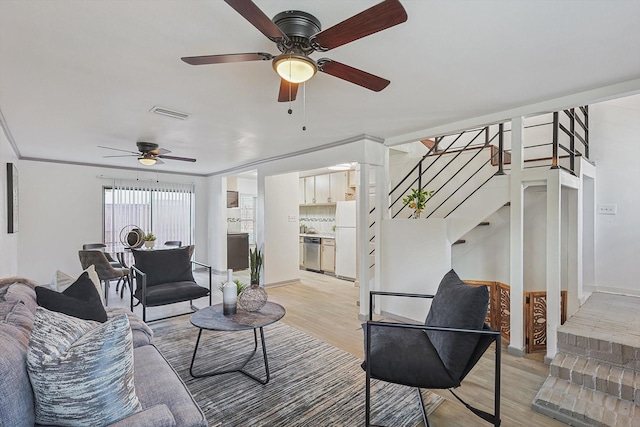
left=416, top=388, right=429, bottom=427
left=103, top=280, right=109, bottom=306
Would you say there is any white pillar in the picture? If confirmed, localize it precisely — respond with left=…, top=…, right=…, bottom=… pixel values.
left=208, top=175, right=227, bottom=274
left=546, top=170, right=562, bottom=363
left=567, top=186, right=581, bottom=317
left=373, top=148, right=390, bottom=315
left=256, top=170, right=266, bottom=274
left=357, top=163, right=371, bottom=319
left=508, top=117, right=526, bottom=356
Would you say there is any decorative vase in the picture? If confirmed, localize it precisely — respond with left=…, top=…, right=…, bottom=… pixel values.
left=222, top=269, right=237, bottom=315
left=238, top=282, right=268, bottom=312
left=144, top=240, right=155, bottom=249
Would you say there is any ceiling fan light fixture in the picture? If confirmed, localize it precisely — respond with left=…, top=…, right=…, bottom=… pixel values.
left=273, top=54, right=317, bottom=84
left=138, top=154, right=157, bottom=166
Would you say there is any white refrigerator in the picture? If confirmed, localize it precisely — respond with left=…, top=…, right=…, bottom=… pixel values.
left=335, top=200, right=356, bottom=281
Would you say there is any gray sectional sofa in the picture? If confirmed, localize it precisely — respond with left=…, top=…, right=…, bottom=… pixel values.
left=0, top=277, right=207, bottom=427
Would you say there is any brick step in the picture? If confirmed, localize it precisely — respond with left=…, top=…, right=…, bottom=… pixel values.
left=532, top=376, right=640, bottom=427
left=557, top=328, right=640, bottom=371
left=550, top=352, right=640, bottom=403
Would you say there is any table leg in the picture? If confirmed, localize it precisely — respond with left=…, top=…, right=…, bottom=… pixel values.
left=189, top=327, right=271, bottom=385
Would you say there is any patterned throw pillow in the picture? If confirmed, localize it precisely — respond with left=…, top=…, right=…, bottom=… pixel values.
left=27, top=307, right=141, bottom=427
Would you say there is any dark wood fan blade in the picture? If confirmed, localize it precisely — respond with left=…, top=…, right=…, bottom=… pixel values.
left=98, top=145, right=139, bottom=155
left=158, top=155, right=197, bottom=163
left=311, top=0, right=407, bottom=51
left=224, top=0, right=288, bottom=42
left=181, top=52, right=273, bottom=65
left=278, top=79, right=299, bottom=102
left=103, top=155, right=137, bottom=158
left=318, top=59, right=390, bottom=92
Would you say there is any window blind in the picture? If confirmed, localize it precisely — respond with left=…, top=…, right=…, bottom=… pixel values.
left=104, top=179, right=194, bottom=249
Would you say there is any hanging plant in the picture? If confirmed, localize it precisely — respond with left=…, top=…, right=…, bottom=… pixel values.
left=402, top=188, right=434, bottom=219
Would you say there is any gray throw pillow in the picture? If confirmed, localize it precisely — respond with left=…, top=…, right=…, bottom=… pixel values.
left=424, top=269, right=489, bottom=381
left=27, top=307, right=141, bottom=427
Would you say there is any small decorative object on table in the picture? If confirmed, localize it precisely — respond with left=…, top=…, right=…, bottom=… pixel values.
left=222, top=269, right=237, bottom=315
left=143, top=232, right=157, bottom=249
left=238, top=283, right=268, bottom=312
left=238, top=246, right=267, bottom=312
left=402, top=187, right=434, bottom=219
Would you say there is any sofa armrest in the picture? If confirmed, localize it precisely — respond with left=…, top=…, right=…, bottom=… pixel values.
left=106, top=306, right=154, bottom=347
left=108, top=404, right=176, bottom=427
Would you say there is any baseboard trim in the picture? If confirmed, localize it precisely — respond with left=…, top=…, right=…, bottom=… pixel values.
left=265, top=279, right=300, bottom=288
left=583, top=285, right=640, bottom=298
left=507, top=345, right=526, bottom=357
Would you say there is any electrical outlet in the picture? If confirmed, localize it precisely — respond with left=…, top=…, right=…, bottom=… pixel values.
left=597, top=204, right=617, bottom=215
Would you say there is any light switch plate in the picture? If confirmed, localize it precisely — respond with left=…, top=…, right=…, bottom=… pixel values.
left=597, top=204, right=617, bottom=215
left=288, top=215, right=297, bottom=222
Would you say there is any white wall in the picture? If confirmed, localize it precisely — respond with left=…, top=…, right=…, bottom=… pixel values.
left=17, top=161, right=208, bottom=284
left=0, top=130, right=19, bottom=277
left=590, top=96, right=640, bottom=294
left=263, top=172, right=299, bottom=286
left=379, top=218, right=451, bottom=322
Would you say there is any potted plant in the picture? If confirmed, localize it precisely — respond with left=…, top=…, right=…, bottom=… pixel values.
left=143, top=232, right=157, bottom=249
left=402, top=188, right=434, bottom=219
left=249, top=246, right=263, bottom=286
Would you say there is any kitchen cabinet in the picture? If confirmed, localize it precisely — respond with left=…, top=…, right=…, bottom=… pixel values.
left=314, top=174, right=330, bottom=203
left=304, top=177, right=315, bottom=204
left=299, top=171, right=351, bottom=205
left=329, top=172, right=347, bottom=202
left=321, top=238, right=335, bottom=273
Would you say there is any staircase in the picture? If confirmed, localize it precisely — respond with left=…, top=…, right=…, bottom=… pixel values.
left=532, top=293, right=640, bottom=426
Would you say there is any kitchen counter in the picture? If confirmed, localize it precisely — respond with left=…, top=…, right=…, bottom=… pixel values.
left=300, top=233, right=334, bottom=239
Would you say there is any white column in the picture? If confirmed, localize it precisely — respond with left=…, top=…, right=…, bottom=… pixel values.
left=373, top=147, right=390, bottom=315
left=508, top=117, right=526, bottom=356
left=357, top=163, right=371, bottom=319
left=546, top=170, right=562, bottom=363
left=256, top=170, right=266, bottom=274
left=567, top=186, right=581, bottom=317
left=208, top=175, right=228, bottom=274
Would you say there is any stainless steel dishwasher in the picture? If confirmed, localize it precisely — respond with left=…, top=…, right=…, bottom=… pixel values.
left=303, top=236, right=322, bottom=272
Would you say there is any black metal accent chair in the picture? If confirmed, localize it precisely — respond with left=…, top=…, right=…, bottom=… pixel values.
left=130, top=246, right=212, bottom=322
left=78, top=250, right=131, bottom=306
left=363, top=270, right=501, bottom=427
left=164, top=240, right=182, bottom=247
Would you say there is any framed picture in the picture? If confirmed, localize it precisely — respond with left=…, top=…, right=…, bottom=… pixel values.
left=7, top=163, right=18, bottom=233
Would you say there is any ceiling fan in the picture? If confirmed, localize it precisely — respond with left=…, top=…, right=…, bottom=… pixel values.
left=99, top=142, right=197, bottom=166
left=181, top=0, right=408, bottom=102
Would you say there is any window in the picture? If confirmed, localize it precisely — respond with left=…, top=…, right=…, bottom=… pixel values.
left=103, top=180, right=194, bottom=250
left=239, top=194, right=256, bottom=245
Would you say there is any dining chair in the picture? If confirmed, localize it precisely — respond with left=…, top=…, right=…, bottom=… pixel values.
left=78, top=250, right=131, bottom=306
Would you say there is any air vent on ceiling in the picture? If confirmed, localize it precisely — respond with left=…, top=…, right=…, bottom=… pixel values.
left=149, top=106, right=190, bottom=120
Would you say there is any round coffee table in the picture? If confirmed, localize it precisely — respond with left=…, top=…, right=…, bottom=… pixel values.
left=189, top=302, right=285, bottom=384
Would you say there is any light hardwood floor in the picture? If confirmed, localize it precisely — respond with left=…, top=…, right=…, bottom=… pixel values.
left=108, top=269, right=566, bottom=427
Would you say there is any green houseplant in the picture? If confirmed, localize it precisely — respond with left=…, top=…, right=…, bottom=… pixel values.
left=143, top=232, right=157, bottom=248
left=218, top=279, right=248, bottom=295
left=249, top=247, right=263, bottom=286
left=402, top=188, right=434, bottom=219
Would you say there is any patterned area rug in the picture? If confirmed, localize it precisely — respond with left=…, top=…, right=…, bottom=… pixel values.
left=152, top=318, right=443, bottom=427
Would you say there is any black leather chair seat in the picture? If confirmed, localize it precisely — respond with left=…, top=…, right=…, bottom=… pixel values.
left=134, top=281, right=209, bottom=307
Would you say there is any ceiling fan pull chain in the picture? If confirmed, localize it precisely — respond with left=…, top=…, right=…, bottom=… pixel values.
left=302, top=82, right=307, bottom=131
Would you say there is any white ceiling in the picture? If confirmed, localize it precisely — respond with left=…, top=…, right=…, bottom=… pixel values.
left=1, top=0, right=639, bottom=176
